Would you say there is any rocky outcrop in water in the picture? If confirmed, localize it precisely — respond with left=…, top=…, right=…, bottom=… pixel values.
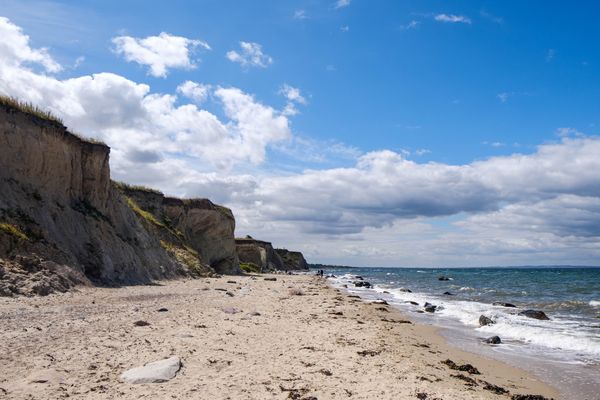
left=0, top=100, right=239, bottom=295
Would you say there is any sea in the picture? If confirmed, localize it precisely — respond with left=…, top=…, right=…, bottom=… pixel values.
left=323, top=266, right=600, bottom=400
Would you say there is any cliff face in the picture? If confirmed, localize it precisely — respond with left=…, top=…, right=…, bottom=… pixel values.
left=0, top=102, right=238, bottom=295
left=235, top=237, right=283, bottom=272
left=122, top=189, right=240, bottom=275
left=275, top=249, right=308, bottom=270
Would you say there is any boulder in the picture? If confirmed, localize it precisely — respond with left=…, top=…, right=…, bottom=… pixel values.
left=518, top=310, right=550, bottom=320
left=399, top=287, right=412, bottom=293
left=120, top=356, right=181, bottom=384
left=443, top=291, right=454, bottom=296
left=353, top=281, right=372, bottom=288
left=424, top=303, right=437, bottom=313
left=438, top=276, right=450, bottom=281
left=485, top=336, right=501, bottom=344
left=493, top=302, right=517, bottom=308
left=479, top=315, right=494, bottom=326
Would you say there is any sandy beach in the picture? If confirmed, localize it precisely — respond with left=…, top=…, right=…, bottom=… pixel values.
left=0, top=274, right=558, bottom=399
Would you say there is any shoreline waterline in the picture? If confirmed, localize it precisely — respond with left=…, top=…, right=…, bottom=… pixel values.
left=326, top=267, right=600, bottom=400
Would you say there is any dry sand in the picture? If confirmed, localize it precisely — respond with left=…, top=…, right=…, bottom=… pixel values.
left=0, top=274, right=559, bottom=399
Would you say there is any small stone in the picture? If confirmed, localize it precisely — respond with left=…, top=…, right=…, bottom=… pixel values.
left=157, top=308, right=168, bottom=312
left=133, top=320, right=150, bottom=327
left=479, top=315, right=494, bottom=326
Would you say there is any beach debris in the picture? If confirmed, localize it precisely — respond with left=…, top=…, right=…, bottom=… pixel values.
left=399, top=287, right=412, bottom=293
left=416, top=393, right=442, bottom=400
left=438, top=276, right=450, bottom=281
left=133, top=320, right=150, bottom=327
left=485, top=336, right=502, bottom=344
left=511, top=395, right=553, bottom=400
left=493, top=302, right=517, bottom=308
left=120, top=356, right=181, bottom=384
left=214, top=288, right=227, bottom=291
left=442, top=359, right=480, bottom=375
left=479, top=315, right=494, bottom=326
left=226, top=291, right=234, bottom=297
left=357, top=349, right=380, bottom=357
left=348, top=295, right=360, bottom=298
left=424, top=303, right=437, bottom=313
left=156, top=308, right=168, bottom=312
left=330, top=311, right=343, bottom=316
left=226, top=280, right=237, bottom=284
left=353, top=281, right=372, bottom=288
left=381, top=318, right=412, bottom=324
left=264, top=277, right=277, bottom=281
left=481, top=380, right=509, bottom=395
left=518, top=310, right=550, bottom=320
left=451, top=373, right=478, bottom=386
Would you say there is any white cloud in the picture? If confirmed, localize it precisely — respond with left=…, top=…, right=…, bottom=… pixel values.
left=0, top=18, right=290, bottom=172
left=340, top=25, right=350, bottom=32
left=293, top=10, right=307, bottom=20
left=0, top=16, right=61, bottom=73
left=400, top=20, right=420, bottom=30
left=335, top=0, right=351, bottom=9
left=279, top=84, right=307, bottom=116
left=546, top=48, right=556, bottom=62
left=112, top=32, right=210, bottom=77
left=434, top=14, right=472, bottom=24
left=177, top=80, right=211, bottom=103
left=226, top=41, right=272, bottom=68
left=497, top=92, right=510, bottom=102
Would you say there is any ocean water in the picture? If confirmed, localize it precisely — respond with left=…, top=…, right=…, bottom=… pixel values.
left=325, top=267, right=600, bottom=399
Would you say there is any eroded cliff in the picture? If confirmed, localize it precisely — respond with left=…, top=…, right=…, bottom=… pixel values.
left=0, top=100, right=238, bottom=295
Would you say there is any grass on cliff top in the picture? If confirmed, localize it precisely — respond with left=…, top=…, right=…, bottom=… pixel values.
left=113, top=181, right=163, bottom=195
left=0, top=94, right=63, bottom=125
left=0, top=222, right=29, bottom=241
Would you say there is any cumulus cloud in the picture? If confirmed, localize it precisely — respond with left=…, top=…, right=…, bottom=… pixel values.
left=279, top=84, right=307, bottom=116
left=112, top=32, right=210, bottom=77
left=0, top=18, right=290, bottom=173
left=0, top=16, right=61, bottom=73
left=177, top=80, right=211, bottom=103
left=434, top=14, right=472, bottom=24
left=226, top=41, right=272, bottom=68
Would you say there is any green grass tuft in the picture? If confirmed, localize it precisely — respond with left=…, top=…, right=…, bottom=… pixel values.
left=0, top=222, right=29, bottom=240
left=0, top=94, right=63, bottom=124
left=125, top=197, right=165, bottom=228
left=240, top=262, right=261, bottom=274
left=113, top=181, right=163, bottom=195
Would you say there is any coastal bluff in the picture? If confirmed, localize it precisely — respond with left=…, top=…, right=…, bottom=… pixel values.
left=235, top=236, right=308, bottom=272
left=0, top=100, right=239, bottom=296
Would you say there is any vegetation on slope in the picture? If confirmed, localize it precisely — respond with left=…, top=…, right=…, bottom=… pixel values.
left=0, top=94, right=63, bottom=124
left=0, top=222, right=29, bottom=241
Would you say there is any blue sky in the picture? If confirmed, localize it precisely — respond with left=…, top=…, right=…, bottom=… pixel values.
left=1, top=0, right=599, bottom=266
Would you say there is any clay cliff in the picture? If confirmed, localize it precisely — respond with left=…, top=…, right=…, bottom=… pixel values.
left=0, top=99, right=239, bottom=296
left=235, top=236, right=308, bottom=272
left=275, top=248, right=308, bottom=270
